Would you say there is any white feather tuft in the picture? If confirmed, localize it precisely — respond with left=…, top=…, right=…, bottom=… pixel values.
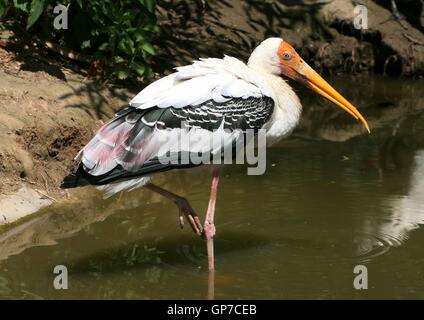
left=97, top=176, right=151, bottom=198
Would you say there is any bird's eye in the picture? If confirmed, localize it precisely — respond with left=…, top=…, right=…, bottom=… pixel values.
left=283, top=52, right=292, bottom=60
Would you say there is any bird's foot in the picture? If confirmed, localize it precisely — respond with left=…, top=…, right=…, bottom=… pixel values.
left=202, top=220, right=216, bottom=240
left=174, top=197, right=203, bottom=235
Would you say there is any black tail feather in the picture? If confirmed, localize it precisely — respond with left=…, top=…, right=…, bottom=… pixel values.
left=61, top=154, right=201, bottom=189
left=60, top=164, right=90, bottom=189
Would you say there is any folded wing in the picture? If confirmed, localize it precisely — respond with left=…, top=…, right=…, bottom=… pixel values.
left=72, top=57, right=274, bottom=186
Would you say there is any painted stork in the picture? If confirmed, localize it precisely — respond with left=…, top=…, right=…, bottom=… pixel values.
left=61, top=37, right=369, bottom=272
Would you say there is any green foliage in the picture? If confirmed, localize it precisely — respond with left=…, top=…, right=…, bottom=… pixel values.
left=0, top=0, right=10, bottom=17
left=26, top=0, right=45, bottom=30
left=5, top=0, right=158, bottom=80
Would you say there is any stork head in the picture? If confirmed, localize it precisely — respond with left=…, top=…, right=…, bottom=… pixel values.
left=249, top=38, right=370, bottom=132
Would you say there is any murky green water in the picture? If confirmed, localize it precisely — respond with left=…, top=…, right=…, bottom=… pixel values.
left=1, top=76, right=424, bottom=299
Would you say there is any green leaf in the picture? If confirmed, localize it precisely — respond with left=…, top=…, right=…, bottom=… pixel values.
left=0, top=0, right=9, bottom=18
left=81, top=40, right=91, bottom=49
left=140, top=42, right=155, bottom=55
left=135, top=33, right=144, bottom=43
left=116, top=70, right=128, bottom=80
left=113, top=56, right=125, bottom=64
left=91, top=29, right=100, bottom=37
left=138, top=0, right=155, bottom=14
left=13, top=0, right=28, bottom=12
left=98, top=42, right=109, bottom=51
left=118, top=39, right=127, bottom=53
left=126, top=38, right=135, bottom=54
left=144, top=66, right=154, bottom=79
left=118, top=37, right=135, bottom=55
left=126, top=27, right=137, bottom=34
left=26, top=0, right=45, bottom=30
left=131, top=62, right=145, bottom=76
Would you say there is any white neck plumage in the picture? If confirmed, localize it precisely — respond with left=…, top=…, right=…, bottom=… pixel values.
left=247, top=56, right=303, bottom=143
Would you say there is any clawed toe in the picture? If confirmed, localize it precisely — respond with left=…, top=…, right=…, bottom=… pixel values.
left=175, top=198, right=203, bottom=235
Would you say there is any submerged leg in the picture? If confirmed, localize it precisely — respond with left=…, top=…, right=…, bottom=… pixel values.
left=207, top=268, right=215, bottom=300
left=144, top=183, right=203, bottom=235
left=203, top=167, right=221, bottom=272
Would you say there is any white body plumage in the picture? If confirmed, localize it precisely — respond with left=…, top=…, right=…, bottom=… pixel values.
left=75, top=38, right=303, bottom=196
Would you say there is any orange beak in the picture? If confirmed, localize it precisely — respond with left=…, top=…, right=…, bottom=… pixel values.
left=279, top=43, right=370, bottom=133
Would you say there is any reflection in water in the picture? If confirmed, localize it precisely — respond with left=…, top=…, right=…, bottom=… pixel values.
left=385, top=150, right=424, bottom=236
left=356, top=150, right=424, bottom=261
left=0, top=76, right=424, bottom=299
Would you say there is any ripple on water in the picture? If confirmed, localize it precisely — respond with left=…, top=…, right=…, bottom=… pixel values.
left=353, top=232, right=403, bottom=263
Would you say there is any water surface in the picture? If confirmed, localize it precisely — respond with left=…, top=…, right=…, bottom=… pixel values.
left=1, top=75, right=424, bottom=299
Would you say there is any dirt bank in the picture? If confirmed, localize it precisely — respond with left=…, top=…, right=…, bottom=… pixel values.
left=155, top=0, right=424, bottom=77
left=0, top=48, right=135, bottom=224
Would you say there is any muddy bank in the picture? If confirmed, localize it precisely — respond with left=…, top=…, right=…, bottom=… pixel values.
left=0, top=48, right=135, bottom=224
left=155, top=0, right=424, bottom=77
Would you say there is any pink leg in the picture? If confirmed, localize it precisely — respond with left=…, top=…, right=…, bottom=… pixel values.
left=144, top=183, right=203, bottom=235
left=207, top=268, right=215, bottom=300
left=203, top=167, right=221, bottom=271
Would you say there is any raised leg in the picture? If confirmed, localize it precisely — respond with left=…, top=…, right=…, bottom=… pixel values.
left=203, top=167, right=221, bottom=272
left=144, top=183, right=203, bottom=235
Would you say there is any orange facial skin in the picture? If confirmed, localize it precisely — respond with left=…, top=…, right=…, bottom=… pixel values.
left=277, top=41, right=370, bottom=132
